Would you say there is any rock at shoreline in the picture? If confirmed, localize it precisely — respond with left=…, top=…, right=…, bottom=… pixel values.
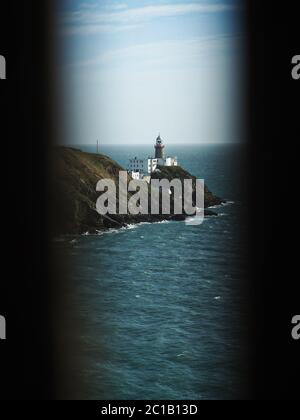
left=51, top=147, right=224, bottom=235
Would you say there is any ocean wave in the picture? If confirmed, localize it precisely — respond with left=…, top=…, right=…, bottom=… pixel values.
left=133, top=219, right=172, bottom=227
left=123, top=224, right=137, bottom=230
left=222, top=200, right=235, bottom=206
left=97, top=224, right=138, bottom=236
left=185, top=216, right=206, bottom=225
left=208, top=200, right=235, bottom=210
left=77, top=218, right=178, bottom=238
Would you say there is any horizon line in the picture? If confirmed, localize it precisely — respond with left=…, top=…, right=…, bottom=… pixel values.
left=60, top=141, right=243, bottom=147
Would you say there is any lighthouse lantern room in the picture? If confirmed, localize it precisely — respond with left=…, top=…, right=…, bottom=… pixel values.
left=155, top=134, right=165, bottom=159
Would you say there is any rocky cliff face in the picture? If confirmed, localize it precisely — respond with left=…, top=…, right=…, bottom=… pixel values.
left=51, top=147, right=223, bottom=235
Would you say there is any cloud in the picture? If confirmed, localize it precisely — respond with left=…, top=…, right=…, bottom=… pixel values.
left=73, top=34, right=242, bottom=70
left=63, top=23, right=142, bottom=36
left=109, top=3, right=128, bottom=11
left=62, top=2, right=238, bottom=36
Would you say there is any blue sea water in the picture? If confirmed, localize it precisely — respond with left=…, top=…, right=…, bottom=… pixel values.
left=55, top=144, right=249, bottom=400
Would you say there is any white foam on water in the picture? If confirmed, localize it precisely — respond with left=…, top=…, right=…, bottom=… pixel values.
left=106, top=229, right=119, bottom=234
left=209, top=200, right=235, bottom=210
left=185, top=215, right=206, bottom=225
left=176, top=351, right=188, bottom=358
left=222, top=200, right=235, bottom=206
left=134, top=219, right=172, bottom=228
left=76, top=218, right=174, bottom=238
left=124, top=224, right=137, bottom=230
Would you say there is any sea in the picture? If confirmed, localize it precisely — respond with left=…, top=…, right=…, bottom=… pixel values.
left=54, top=143, right=250, bottom=400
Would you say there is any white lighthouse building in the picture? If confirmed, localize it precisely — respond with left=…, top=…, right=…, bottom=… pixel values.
left=128, top=135, right=177, bottom=180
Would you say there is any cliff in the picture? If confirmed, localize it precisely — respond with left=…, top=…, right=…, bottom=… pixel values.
left=51, top=147, right=224, bottom=235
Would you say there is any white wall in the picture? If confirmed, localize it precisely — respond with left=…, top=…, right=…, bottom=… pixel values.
left=128, top=156, right=177, bottom=174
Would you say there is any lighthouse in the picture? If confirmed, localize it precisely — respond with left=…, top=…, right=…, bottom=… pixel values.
left=154, top=134, right=165, bottom=159
left=127, top=134, right=178, bottom=180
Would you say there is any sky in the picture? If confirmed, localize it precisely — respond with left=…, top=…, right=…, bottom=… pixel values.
left=58, top=0, right=245, bottom=145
